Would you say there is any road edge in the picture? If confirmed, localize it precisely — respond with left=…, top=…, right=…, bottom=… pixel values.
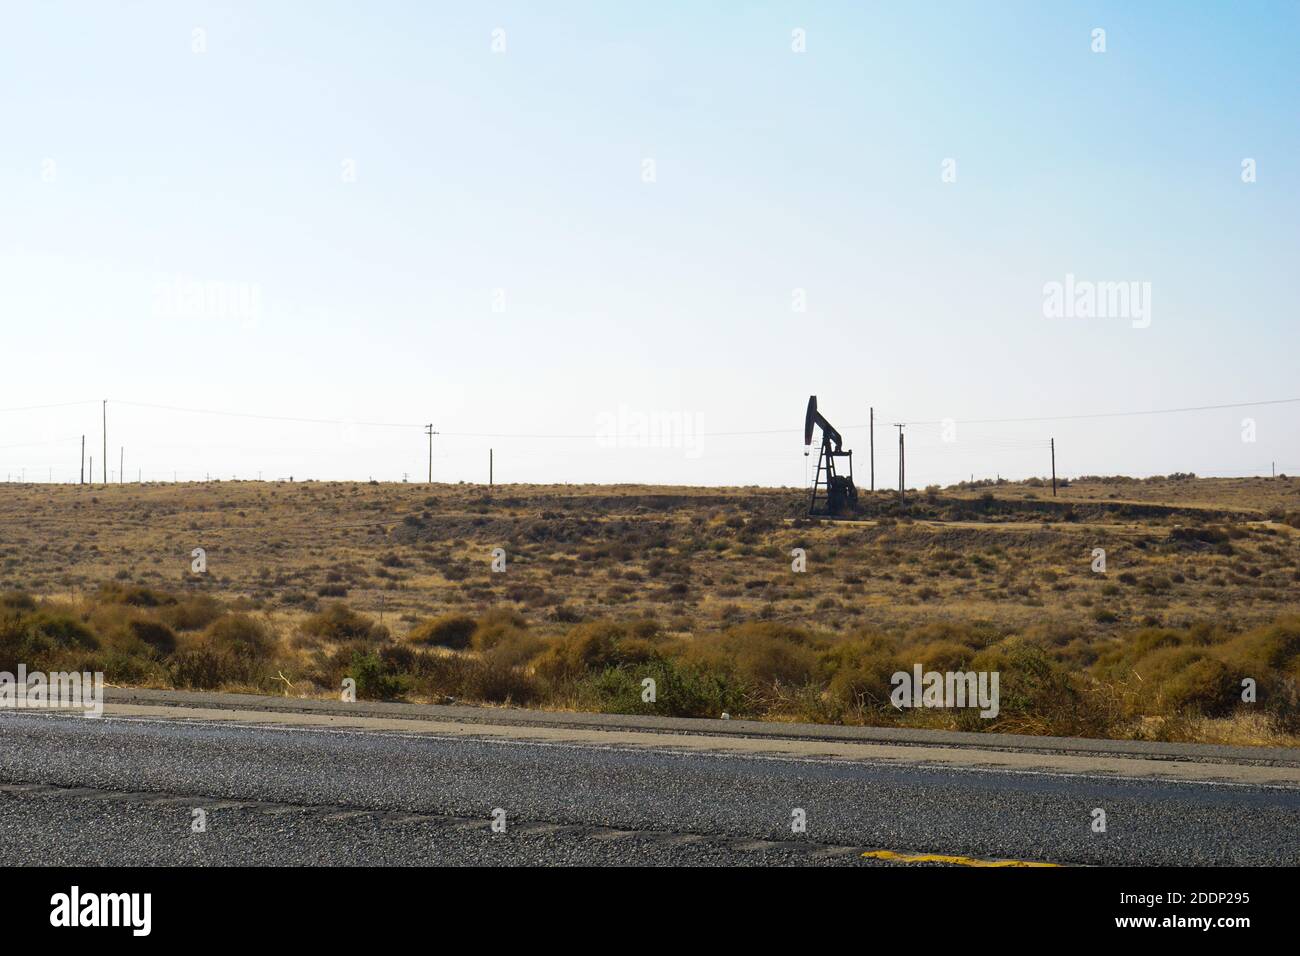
left=103, top=687, right=1300, bottom=767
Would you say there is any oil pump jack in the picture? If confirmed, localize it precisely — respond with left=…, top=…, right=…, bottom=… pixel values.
left=805, top=395, right=858, bottom=516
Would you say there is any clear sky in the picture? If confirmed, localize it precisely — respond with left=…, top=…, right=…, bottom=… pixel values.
left=1, top=1, right=1296, bottom=486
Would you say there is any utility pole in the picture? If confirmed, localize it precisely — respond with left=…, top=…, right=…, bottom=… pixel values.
left=1050, top=438, right=1057, bottom=496
left=490, top=448, right=494, bottom=487
left=869, top=406, right=874, bottom=492
left=80, top=436, right=85, bottom=485
left=119, top=446, right=124, bottom=485
left=895, top=424, right=905, bottom=503
left=102, top=399, right=107, bottom=486
left=425, top=424, right=438, bottom=483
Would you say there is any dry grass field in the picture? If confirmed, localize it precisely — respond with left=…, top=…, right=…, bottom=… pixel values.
left=2, top=475, right=1298, bottom=746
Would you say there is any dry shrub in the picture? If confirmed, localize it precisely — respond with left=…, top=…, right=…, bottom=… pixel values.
left=127, top=619, right=177, bottom=656
left=821, top=633, right=907, bottom=713
left=682, top=622, right=819, bottom=688
left=0, top=592, right=36, bottom=612
left=21, top=609, right=99, bottom=650
left=96, top=582, right=177, bottom=608
left=464, top=658, right=541, bottom=704
left=0, top=606, right=99, bottom=672
left=913, top=641, right=977, bottom=673
left=479, top=630, right=545, bottom=669
left=533, top=621, right=661, bottom=682
left=408, top=613, right=476, bottom=649
left=159, top=594, right=224, bottom=631
left=1217, top=616, right=1300, bottom=676
left=471, top=609, right=528, bottom=649
left=204, top=614, right=276, bottom=661
left=300, top=602, right=387, bottom=643
left=970, top=640, right=1108, bottom=736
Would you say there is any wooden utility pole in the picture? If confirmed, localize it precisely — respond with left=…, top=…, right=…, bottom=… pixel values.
left=425, top=425, right=438, bottom=483
left=869, top=406, right=874, bottom=492
left=895, top=424, right=905, bottom=503
left=1050, top=438, right=1057, bottom=496
left=490, top=448, right=494, bottom=487
left=102, top=399, right=107, bottom=486
left=119, top=446, right=124, bottom=485
left=80, top=436, right=85, bottom=485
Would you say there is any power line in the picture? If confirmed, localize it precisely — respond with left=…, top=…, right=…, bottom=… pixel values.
left=865, top=396, right=1300, bottom=429
left=0, top=436, right=81, bottom=451
left=123, top=394, right=1300, bottom=437
left=113, top=400, right=421, bottom=429
left=1, top=393, right=1295, bottom=443
left=0, top=400, right=98, bottom=414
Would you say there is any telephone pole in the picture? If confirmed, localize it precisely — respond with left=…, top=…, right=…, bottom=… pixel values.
left=489, top=448, right=494, bottom=487
left=1050, top=438, right=1057, bottom=496
left=80, top=436, right=85, bottom=485
left=119, top=446, right=124, bottom=485
left=869, top=406, right=874, bottom=492
left=895, top=424, right=906, bottom=503
left=102, top=399, right=107, bottom=486
left=425, top=425, right=438, bottom=483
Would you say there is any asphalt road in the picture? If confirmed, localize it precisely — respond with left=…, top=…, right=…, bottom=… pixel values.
left=2, top=696, right=1298, bottom=866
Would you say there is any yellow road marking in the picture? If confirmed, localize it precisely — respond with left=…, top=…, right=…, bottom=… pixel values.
left=863, top=849, right=1060, bottom=868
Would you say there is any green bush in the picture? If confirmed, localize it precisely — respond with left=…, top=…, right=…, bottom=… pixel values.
left=575, top=659, right=750, bottom=718
left=347, top=651, right=401, bottom=700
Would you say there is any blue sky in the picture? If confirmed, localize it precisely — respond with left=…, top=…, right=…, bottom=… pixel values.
left=1, top=1, right=1296, bottom=485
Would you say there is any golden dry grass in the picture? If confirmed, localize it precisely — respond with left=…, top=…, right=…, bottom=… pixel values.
left=2, top=476, right=1298, bottom=745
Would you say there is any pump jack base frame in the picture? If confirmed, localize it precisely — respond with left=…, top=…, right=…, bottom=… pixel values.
left=809, top=444, right=858, bottom=517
